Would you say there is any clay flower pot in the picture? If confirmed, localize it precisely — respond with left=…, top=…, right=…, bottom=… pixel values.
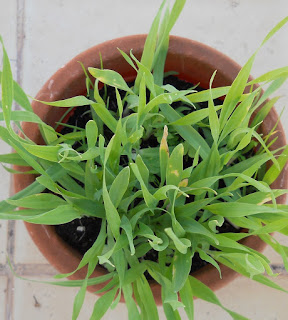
left=13, top=34, right=288, bottom=303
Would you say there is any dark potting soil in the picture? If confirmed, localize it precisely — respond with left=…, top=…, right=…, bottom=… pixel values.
left=55, top=75, right=238, bottom=274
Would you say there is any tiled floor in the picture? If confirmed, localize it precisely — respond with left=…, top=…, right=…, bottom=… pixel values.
left=1, top=0, right=288, bottom=319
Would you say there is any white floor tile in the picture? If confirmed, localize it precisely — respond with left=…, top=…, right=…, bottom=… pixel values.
left=0, top=220, right=7, bottom=264
left=194, top=275, right=288, bottom=320
left=14, top=221, right=49, bottom=264
left=0, top=276, right=7, bottom=320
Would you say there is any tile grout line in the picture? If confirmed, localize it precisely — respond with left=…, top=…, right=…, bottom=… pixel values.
left=0, top=263, right=56, bottom=277
left=16, top=0, right=25, bottom=88
left=0, top=262, right=287, bottom=278
left=5, top=221, right=15, bottom=320
left=5, top=1, right=26, bottom=319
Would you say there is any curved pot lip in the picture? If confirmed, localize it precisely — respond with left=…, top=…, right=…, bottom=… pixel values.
left=14, top=34, right=288, bottom=303
left=34, top=34, right=246, bottom=101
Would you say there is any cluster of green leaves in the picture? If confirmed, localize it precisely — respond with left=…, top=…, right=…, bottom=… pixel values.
left=1, top=0, right=288, bottom=319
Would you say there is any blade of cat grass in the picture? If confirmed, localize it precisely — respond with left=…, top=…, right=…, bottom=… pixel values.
left=171, top=104, right=222, bottom=126
left=0, top=110, right=44, bottom=125
left=135, top=276, right=160, bottom=320
left=160, top=103, right=210, bottom=158
left=72, top=274, right=88, bottom=320
left=250, top=96, right=280, bottom=128
left=123, top=284, right=141, bottom=320
left=208, top=71, right=220, bottom=143
left=134, top=0, right=166, bottom=91
left=89, top=287, right=119, bottom=320
left=0, top=205, right=81, bottom=224
left=220, top=16, right=288, bottom=130
left=55, top=220, right=106, bottom=279
left=250, top=76, right=288, bottom=115
left=91, top=103, right=117, bottom=133
left=0, top=71, right=32, bottom=112
left=88, top=68, right=133, bottom=94
left=189, top=276, right=250, bottom=320
left=163, top=303, right=182, bottom=320
left=153, top=6, right=170, bottom=86
left=179, top=278, right=194, bottom=320
left=219, top=89, right=260, bottom=142
left=7, top=256, right=114, bottom=287
left=0, top=152, right=28, bottom=166
left=102, top=136, right=121, bottom=238
left=6, top=193, right=66, bottom=209
left=0, top=162, right=65, bottom=213
left=205, top=202, right=284, bottom=218
left=153, top=0, right=187, bottom=82
left=0, top=36, right=13, bottom=128
left=32, top=95, right=95, bottom=107
left=172, top=250, right=193, bottom=292
left=263, top=145, right=288, bottom=185
left=247, top=66, right=288, bottom=85
left=109, top=166, right=130, bottom=208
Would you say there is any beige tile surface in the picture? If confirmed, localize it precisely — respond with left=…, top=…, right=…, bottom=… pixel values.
left=194, top=275, right=288, bottom=320
left=13, top=277, right=130, bottom=320
left=11, top=274, right=288, bottom=319
left=22, top=0, right=161, bottom=97
left=21, top=0, right=288, bottom=128
left=0, top=0, right=17, bottom=60
left=13, top=221, right=50, bottom=264
left=0, top=277, right=7, bottom=319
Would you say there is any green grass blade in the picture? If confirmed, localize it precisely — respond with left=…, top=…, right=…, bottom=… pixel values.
left=91, top=103, right=117, bottom=133
left=134, top=0, right=166, bottom=91
left=208, top=71, right=220, bottom=143
left=250, top=96, right=279, bottom=128
left=172, top=250, right=192, bottom=292
left=122, top=284, right=141, bottom=320
left=166, top=144, right=184, bottom=186
left=263, top=145, right=288, bottom=185
left=135, top=276, right=159, bottom=320
left=0, top=152, right=28, bottom=166
left=160, top=103, right=210, bottom=158
left=0, top=36, right=13, bottom=128
left=89, top=68, right=133, bottom=94
left=120, top=215, right=135, bottom=255
left=205, top=202, right=284, bottom=218
left=186, top=86, right=230, bottom=103
left=189, top=276, right=250, bottom=320
left=0, top=110, right=45, bottom=124
left=170, top=105, right=222, bottom=126
left=89, top=287, right=118, bottom=320
left=109, top=166, right=130, bottom=208
left=86, top=120, right=98, bottom=149
left=6, top=193, right=66, bottom=209
left=103, top=175, right=121, bottom=238
left=260, top=16, right=288, bottom=46
left=179, top=278, right=194, bottom=320
left=25, top=205, right=81, bottom=224
left=22, top=144, right=60, bottom=162
left=247, top=67, right=288, bottom=85
left=33, top=96, right=94, bottom=107
left=72, top=275, right=88, bottom=320
left=0, top=71, right=32, bottom=112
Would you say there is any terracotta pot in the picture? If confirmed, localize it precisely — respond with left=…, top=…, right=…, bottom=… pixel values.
left=13, top=35, right=288, bottom=303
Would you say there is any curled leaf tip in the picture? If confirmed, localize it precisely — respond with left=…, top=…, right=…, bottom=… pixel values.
left=160, top=125, right=169, bottom=153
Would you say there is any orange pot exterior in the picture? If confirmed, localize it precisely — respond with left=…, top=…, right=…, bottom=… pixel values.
left=13, top=35, right=288, bottom=303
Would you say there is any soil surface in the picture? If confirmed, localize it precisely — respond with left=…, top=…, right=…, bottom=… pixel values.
left=55, top=76, right=239, bottom=273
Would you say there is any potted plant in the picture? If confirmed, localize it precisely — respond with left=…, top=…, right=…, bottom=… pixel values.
left=1, top=0, right=288, bottom=319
